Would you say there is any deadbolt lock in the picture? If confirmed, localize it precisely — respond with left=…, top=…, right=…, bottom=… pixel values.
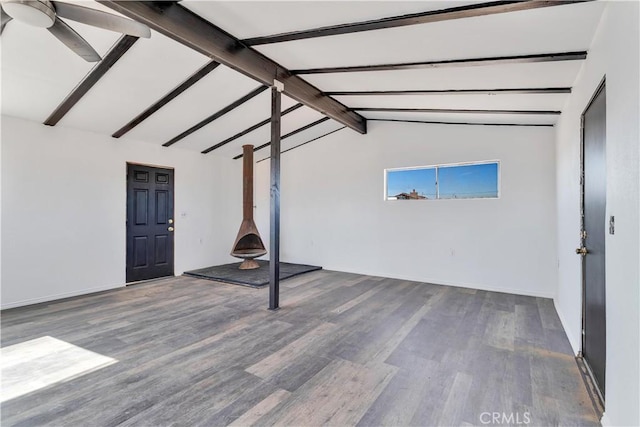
left=168, top=227, right=174, bottom=232
left=169, top=219, right=174, bottom=224
left=575, top=247, right=588, bottom=256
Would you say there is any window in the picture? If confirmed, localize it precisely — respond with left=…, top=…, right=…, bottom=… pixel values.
left=385, top=161, right=499, bottom=200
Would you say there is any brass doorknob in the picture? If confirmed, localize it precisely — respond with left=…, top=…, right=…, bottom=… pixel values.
left=168, top=227, right=174, bottom=232
left=575, top=247, right=588, bottom=256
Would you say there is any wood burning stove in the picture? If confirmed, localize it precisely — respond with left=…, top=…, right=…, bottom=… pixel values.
left=230, top=145, right=267, bottom=269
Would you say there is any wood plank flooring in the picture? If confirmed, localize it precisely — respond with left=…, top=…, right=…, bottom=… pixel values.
left=1, top=271, right=600, bottom=426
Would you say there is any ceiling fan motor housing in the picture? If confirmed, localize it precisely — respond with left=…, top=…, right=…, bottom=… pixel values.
left=2, top=0, right=56, bottom=28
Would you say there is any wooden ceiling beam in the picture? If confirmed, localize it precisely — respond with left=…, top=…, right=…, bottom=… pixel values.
left=242, top=1, right=592, bottom=46
left=256, top=127, right=347, bottom=163
left=113, top=60, right=220, bottom=138
left=98, top=1, right=366, bottom=134
left=234, top=116, right=331, bottom=159
left=44, top=35, right=138, bottom=126
left=201, top=103, right=303, bottom=154
left=163, top=85, right=267, bottom=147
left=355, top=108, right=561, bottom=115
left=327, top=88, right=572, bottom=96
left=368, top=118, right=554, bottom=127
left=293, top=52, right=587, bottom=74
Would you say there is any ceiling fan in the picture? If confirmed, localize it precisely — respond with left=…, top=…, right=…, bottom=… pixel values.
left=0, top=0, right=151, bottom=62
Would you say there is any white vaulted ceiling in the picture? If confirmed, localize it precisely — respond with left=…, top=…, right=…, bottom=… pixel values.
left=1, top=1, right=607, bottom=159
left=196, top=1, right=604, bottom=68
left=183, top=1, right=482, bottom=39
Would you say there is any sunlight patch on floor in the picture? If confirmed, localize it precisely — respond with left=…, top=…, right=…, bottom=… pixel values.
left=1, top=336, right=117, bottom=402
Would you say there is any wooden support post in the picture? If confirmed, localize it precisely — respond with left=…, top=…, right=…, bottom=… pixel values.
left=269, top=85, right=282, bottom=310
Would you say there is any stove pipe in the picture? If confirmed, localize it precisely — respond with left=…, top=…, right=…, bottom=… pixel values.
left=230, top=145, right=267, bottom=269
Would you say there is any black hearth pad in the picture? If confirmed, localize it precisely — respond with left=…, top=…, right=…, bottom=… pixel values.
left=184, top=260, right=321, bottom=288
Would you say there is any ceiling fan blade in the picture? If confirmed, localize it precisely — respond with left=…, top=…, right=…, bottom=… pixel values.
left=1, top=6, right=12, bottom=35
left=52, top=2, right=151, bottom=38
left=47, top=17, right=101, bottom=62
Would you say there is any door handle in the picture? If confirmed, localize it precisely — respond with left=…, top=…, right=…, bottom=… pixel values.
left=575, top=247, right=588, bottom=256
left=168, top=227, right=174, bottom=232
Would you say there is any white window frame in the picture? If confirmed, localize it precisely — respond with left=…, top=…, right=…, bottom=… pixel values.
left=384, top=160, right=501, bottom=201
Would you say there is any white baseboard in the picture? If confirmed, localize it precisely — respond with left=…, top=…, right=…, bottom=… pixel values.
left=554, top=299, right=581, bottom=355
left=1, top=283, right=125, bottom=310
left=600, top=412, right=611, bottom=427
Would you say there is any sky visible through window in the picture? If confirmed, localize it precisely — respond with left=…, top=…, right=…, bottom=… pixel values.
left=387, top=168, right=437, bottom=199
left=439, top=163, right=499, bottom=199
left=386, top=162, right=499, bottom=200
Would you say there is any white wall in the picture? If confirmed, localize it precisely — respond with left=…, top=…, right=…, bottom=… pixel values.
left=1, top=116, right=240, bottom=309
left=555, top=2, right=639, bottom=426
left=254, top=120, right=558, bottom=298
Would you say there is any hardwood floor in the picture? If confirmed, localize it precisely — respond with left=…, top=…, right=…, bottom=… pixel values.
left=1, top=271, right=600, bottom=426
